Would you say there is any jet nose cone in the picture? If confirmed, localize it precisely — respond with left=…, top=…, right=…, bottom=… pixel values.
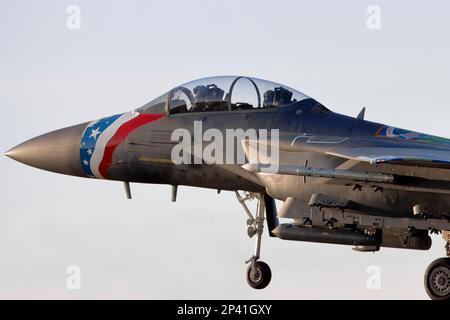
left=5, top=123, right=88, bottom=177
left=4, top=148, right=15, bottom=159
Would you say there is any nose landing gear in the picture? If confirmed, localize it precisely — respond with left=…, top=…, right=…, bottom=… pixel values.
left=236, top=191, right=272, bottom=289
left=246, top=260, right=272, bottom=289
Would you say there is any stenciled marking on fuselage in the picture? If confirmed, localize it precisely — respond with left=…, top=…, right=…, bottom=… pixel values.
left=291, top=134, right=348, bottom=145
left=80, top=112, right=165, bottom=179
left=138, top=156, right=174, bottom=164
left=375, top=126, right=450, bottom=145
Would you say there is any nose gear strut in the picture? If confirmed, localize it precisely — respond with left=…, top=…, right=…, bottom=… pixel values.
left=236, top=191, right=272, bottom=289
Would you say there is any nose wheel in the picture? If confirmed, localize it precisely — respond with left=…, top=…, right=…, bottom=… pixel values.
left=236, top=191, right=272, bottom=290
left=246, top=260, right=272, bottom=289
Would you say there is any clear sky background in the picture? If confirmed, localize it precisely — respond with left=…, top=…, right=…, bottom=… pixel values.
left=1, top=0, right=450, bottom=299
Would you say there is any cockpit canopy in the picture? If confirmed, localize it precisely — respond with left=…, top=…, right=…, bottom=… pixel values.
left=136, top=76, right=312, bottom=115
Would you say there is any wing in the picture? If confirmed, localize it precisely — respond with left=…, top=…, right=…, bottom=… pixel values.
left=241, top=133, right=450, bottom=184
left=288, top=134, right=450, bottom=168
left=240, top=134, right=450, bottom=196
left=327, top=147, right=450, bottom=167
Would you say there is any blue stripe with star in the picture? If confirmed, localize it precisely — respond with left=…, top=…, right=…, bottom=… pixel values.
left=79, top=113, right=123, bottom=177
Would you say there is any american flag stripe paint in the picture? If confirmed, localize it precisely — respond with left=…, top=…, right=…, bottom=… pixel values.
left=80, top=113, right=122, bottom=178
left=89, top=112, right=137, bottom=178
left=97, top=113, right=165, bottom=178
left=80, top=112, right=164, bottom=179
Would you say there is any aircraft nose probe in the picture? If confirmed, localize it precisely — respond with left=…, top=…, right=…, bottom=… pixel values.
left=4, top=123, right=87, bottom=177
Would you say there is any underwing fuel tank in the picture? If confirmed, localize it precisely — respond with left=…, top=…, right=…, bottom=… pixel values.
left=273, top=224, right=432, bottom=250
left=273, top=224, right=380, bottom=247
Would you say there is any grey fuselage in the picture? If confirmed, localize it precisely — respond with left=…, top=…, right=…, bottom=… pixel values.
left=8, top=97, right=450, bottom=220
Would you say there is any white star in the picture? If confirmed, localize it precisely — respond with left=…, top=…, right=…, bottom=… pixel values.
left=87, top=148, right=93, bottom=156
left=89, top=127, right=101, bottom=140
left=83, top=159, right=89, bottom=166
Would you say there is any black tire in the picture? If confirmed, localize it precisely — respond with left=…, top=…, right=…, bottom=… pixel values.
left=246, top=261, right=271, bottom=289
left=424, top=257, right=450, bottom=300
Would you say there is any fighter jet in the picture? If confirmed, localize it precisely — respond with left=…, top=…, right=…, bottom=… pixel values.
left=5, top=76, right=450, bottom=300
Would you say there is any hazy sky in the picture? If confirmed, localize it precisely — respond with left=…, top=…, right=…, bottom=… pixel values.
left=1, top=0, right=450, bottom=299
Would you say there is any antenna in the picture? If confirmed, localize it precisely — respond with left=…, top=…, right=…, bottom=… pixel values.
left=357, top=107, right=366, bottom=120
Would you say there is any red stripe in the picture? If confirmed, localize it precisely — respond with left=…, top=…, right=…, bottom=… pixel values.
left=98, top=113, right=165, bottom=178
